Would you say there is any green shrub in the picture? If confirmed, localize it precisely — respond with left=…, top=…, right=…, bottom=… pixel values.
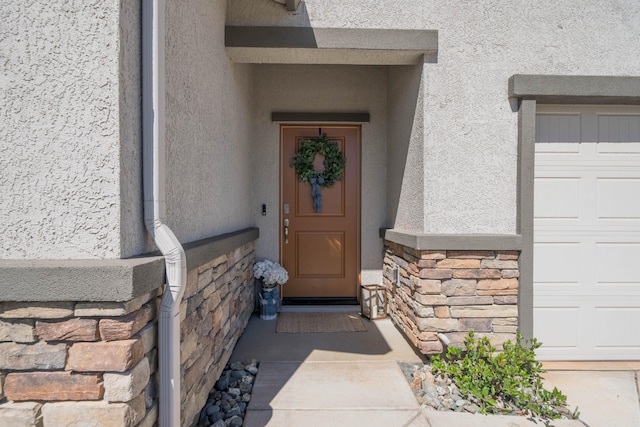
left=431, top=331, right=579, bottom=420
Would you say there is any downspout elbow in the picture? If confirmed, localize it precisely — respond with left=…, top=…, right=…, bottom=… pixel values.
left=145, top=218, right=186, bottom=315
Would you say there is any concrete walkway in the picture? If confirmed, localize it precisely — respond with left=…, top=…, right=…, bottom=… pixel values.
left=229, top=311, right=640, bottom=427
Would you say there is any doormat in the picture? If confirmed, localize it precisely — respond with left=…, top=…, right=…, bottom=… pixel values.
left=276, top=312, right=367, bottom=333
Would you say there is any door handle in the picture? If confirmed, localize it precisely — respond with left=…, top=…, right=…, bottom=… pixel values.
left=283, top=218, right=289, bottom=244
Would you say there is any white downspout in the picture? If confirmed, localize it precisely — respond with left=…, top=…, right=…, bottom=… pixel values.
left=142, top=1, right=186, bottom=426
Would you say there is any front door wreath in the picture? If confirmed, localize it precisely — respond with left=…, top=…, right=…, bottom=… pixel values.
left=291, top=133, right=346, bottom=213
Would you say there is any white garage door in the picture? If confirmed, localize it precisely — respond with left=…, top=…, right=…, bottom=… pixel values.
left=534, top=105, right=640, bottom=360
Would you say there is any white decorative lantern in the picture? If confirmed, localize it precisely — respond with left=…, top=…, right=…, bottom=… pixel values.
left=361, top=284, right=387, bottom=320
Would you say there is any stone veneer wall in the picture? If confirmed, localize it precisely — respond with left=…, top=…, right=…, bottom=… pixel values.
left=383, top=241, right=520, bottom=355
left=0, top=292, right=161, bottom=427
left=0, top=240, right=255, bottom=427
left=179, top=241, right=255, bottom=427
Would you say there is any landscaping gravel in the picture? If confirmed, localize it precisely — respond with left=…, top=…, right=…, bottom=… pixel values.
left=197, top=360, right=259, bottom=427
left=199, top=359, right=578, bottom=426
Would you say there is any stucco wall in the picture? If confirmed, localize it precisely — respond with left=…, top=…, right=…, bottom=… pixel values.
left=164, top=0, right=254, bottom=245
left=118, top=0, right=145, bottom=258
left=230, top=0, right=640, bottom=234
left=387, top=63, right=425, bottom=231
left=1, top=1, right=126, bottom=259
left=252, top=65, right=388, bottom=285
left=4, top=0, right=639, bottom=261
left=1, top=0, right=254, bottom=260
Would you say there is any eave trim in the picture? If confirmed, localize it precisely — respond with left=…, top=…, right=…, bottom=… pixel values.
left=509, top=74, right=640, bottom=104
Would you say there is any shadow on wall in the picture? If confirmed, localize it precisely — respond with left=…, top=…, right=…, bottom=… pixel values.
left=386, top=60, right=425, bottom=229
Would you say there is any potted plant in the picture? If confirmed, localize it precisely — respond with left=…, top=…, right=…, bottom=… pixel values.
left=253, top=259, right=288, bottom=320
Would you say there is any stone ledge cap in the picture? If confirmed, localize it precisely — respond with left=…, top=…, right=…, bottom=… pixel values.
left=0, top=227, right=259, bottom=303
left=381, top=228, right=523, bottom=251
left=0, top=257, right=165, bottom=303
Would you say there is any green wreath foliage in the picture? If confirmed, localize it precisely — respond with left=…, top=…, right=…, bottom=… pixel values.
left=291, top=134, right=345, bottom=187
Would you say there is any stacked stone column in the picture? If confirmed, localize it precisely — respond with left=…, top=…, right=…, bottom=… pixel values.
left=384, top=241, right=520, bottom=355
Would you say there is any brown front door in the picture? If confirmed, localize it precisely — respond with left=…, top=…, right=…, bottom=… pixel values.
left=280, top=125, right=360, bottom=299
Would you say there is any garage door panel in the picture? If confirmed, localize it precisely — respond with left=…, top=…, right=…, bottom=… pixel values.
left=597, top=178, right=640, bottom=219
left=536, top=114, right=581, bottom=144
left=597, top=115, right=640, bottom=144
left=594, top=307, right=640, bottom=349
left=595, top=243, right=640, bottom=285
left=534, top=242, right=580, bottom=284
left=535, top=297, right=640, bottom=359
left=534, top=178, right=580, bottom=219
left=533, top=307, right=579, bottom=348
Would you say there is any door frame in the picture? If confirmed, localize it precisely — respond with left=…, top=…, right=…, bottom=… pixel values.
left=279, top=124, right=362, bottom=301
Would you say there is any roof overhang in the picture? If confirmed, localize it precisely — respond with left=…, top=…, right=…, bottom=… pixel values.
left=225, top=26, right=438, bottom=65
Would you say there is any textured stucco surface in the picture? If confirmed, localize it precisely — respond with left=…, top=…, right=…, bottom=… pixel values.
left=1, top=0, right=254, bottom=260
left=229, top=0, right=640, bottom=234
left=1, top=1, right=125, bottom=259
left=118, top=0, right=145, bottom=258
left=164, top=0, right=254, bottom=244
left=4, top=0, right=640, bottom=266
left=252, top=65, right=388, bottom=285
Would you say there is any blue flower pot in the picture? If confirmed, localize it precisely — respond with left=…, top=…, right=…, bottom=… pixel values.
left=259, top=287, right=280, bottom=320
